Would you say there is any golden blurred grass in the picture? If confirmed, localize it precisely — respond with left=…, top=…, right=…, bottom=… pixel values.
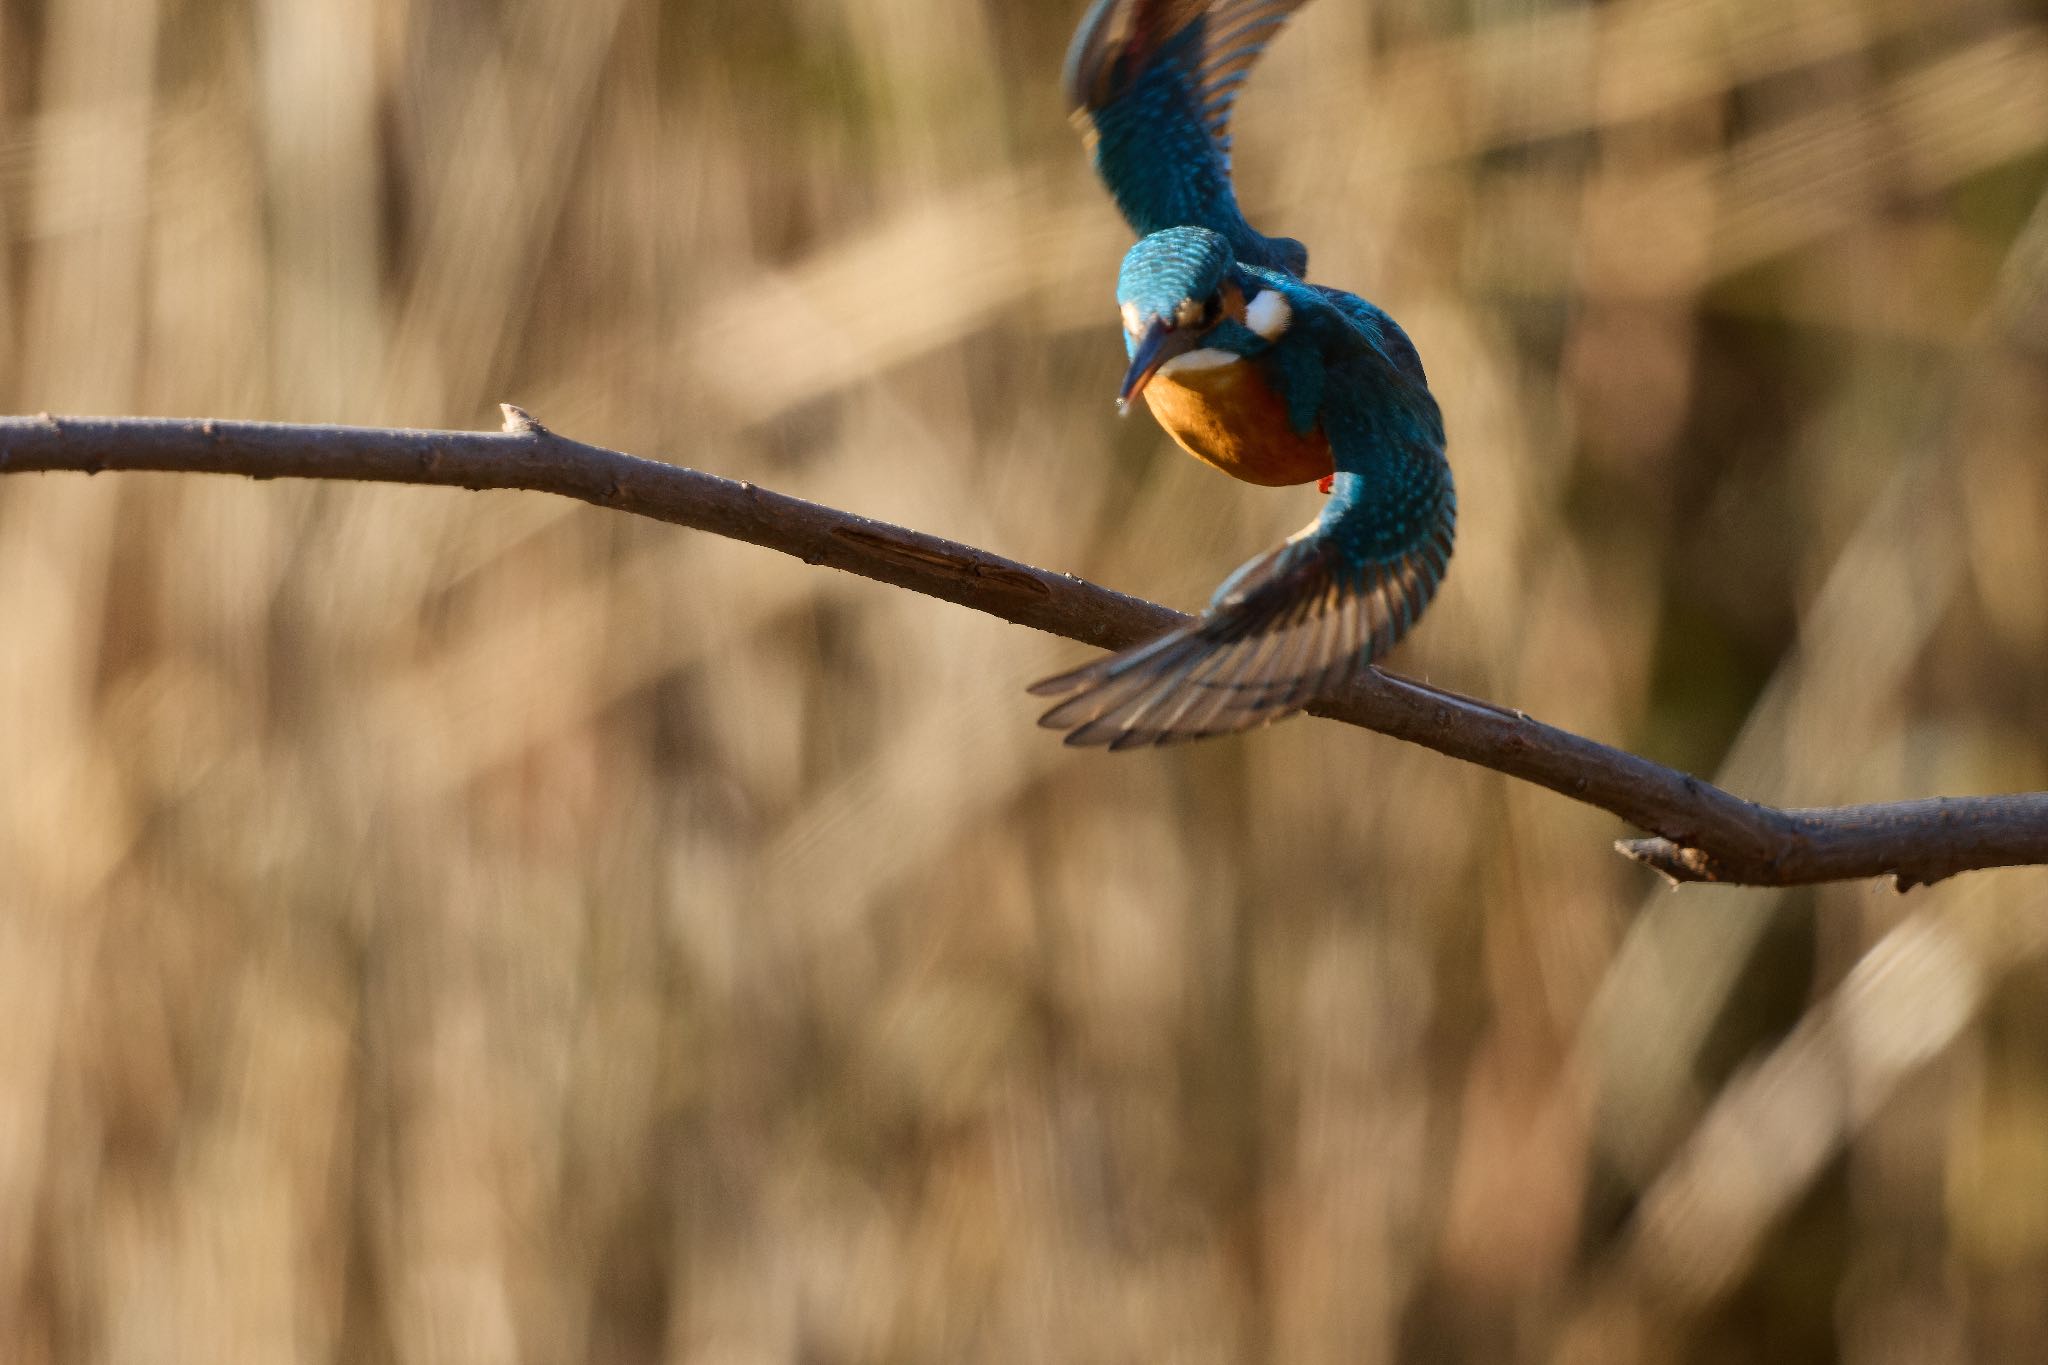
left=2, top=0, right=2047, bottom=1360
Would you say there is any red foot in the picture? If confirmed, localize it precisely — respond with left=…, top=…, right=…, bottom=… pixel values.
left=1317, top=474, right=1335, bottom=495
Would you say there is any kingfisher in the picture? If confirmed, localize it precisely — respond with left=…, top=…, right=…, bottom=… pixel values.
left=1031, top=0, right=1455, bottom=748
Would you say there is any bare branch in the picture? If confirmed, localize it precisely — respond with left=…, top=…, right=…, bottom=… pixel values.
left=3, top=410, right=2043, bottom=890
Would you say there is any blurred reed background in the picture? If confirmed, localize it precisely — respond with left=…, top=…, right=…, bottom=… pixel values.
left=1, top=0, right=2047, bottom=1360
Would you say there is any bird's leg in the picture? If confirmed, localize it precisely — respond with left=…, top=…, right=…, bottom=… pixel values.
left=1317, top=474, right=1335, bottom=495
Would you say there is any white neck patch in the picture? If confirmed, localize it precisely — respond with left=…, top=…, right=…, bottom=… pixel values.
left=1245, top=288, right=1291, bottom=340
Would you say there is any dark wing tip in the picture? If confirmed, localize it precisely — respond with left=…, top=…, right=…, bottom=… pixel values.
left=1063, top=0, right=1308, bottom=125
left=1061, top=0, right=1124, bottom=111
left=1028, top=512, right=1455, bottom=751
left=1063, top=0, right=1207, bottom=112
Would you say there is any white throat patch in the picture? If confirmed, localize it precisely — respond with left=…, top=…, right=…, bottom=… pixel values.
left=1158, top=347, right=1241, bottom=376
left=1245, top=288, right=1291, bottom=340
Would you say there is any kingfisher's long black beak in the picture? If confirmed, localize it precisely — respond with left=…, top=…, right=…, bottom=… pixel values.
left=1117, top=320, right=1198, bottom=413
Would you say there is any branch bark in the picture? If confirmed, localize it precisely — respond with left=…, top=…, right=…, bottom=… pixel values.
left=3, top=409, right=2043, bottom=890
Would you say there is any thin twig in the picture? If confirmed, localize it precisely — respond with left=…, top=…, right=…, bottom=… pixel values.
left=2, top=409, right=2043, bottom=890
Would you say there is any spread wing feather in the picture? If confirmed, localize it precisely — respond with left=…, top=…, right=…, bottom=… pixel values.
left=1064, top=0, right=1312, bottom=275
left=1191, top=0, right=1309, bottom=163
left=1065, top=0, right=1309, bottom=166
left=1030, top=496, right=1453, bottom=747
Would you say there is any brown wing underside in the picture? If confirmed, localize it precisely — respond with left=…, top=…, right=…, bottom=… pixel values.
left=1028, top=506, right=1454, bottom=749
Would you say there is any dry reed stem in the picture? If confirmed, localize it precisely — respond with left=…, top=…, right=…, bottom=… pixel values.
left=2, top=407, right=2043, bottom=891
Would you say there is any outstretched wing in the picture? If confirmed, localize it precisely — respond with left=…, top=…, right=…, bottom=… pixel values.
left=1065, top=0, right=1312, bottom=276
left=1031, top=306, right=1454, bottom=748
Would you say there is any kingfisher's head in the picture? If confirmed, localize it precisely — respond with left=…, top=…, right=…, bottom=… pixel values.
left=1113, top=226, right=1290, bottom=409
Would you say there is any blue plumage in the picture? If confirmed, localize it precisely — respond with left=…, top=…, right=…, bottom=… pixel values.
left=1033, top=0, right=1455, bottom=747
left=1065, top=0, right=1309, bottom=276
left=1115, top=225, right=1235, bottom=326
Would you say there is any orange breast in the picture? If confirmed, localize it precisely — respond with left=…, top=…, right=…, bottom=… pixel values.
left=1141, top=357, right=1332, bottom=488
